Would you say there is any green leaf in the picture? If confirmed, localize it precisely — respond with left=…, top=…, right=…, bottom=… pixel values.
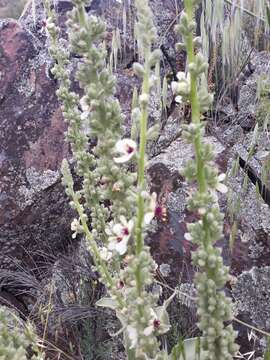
left=243, top=173, right=248, bottom=193
left=127, top=348, right=136, bottom=360
left=183, top=337, right=203, bottom=359
left=171, top=338, right=185, bottom=360
left=229, top=221, right=238, bottom=251
left=154, top=292, right=176, bottom=335
left=95, top=297, right=118, bottom=310
left=170, top=337, right=206, bottom=360
left=264, top=338, right=270, bottom=360
left=231, top=155, right=240, bottom=177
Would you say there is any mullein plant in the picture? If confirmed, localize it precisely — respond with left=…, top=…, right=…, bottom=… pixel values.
left=172, top=0, right=239, bottom=358
left=0, top=308, right=45, bottom=360
left=44, top=0, right=174, bottom=359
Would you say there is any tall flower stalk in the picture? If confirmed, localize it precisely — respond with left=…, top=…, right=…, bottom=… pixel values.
left=44, top=0, right=172, bottom=359
left=44, top=0, right=240, bottom=357
left=172, top=0, right=239, bottom=358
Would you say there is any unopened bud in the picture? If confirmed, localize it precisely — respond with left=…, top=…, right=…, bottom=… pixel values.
left=139, top=93, right=149, bottom=106
left=133, top=62, right=145, bottom=77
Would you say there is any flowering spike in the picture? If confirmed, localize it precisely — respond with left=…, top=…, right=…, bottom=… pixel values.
left=175, top=1, right=238, bottom=358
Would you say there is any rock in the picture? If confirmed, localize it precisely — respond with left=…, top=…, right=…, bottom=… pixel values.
left=237, top=51, right=270, bottom=130
left=232, top=266, right=270, bottom=356
left=216, top=50, right=270, bottom=130
left=0, top=0, right=27, bottom=19
left=152, top=105, right=184, bottom=156
left=220, top=124, right=244, bottom=146
left=0, top=0, right=186, bottom=272
left=233, top=266, right=270, bottom=331
left=225, top=131, right=270, bottom=273
left=0, top=17, right=73, bottom=271
left=147, top=135, right=227, bottom=285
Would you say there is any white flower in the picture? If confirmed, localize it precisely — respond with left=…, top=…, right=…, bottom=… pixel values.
left=143, top=293, right=175, bottom=337
left=172, top=72, right=189, bottom=93
left=172, top=72, right=191, bottom=97
left=126, top=325, right=138, bottom=348
left=113, top=139, right=137, bottom=163
left=144, top=192, right=157, bottom=225
left=171, top=81, right=179, bottom=94
left=143, top=325, right=155, bottom=336
left=176, top=71, right=186, bottom=81
left=143, top=309, right=158, bottom=336
left=175, top=95, right=183, bottom=104
left=216, top=173, right=228, bottom=194
left=99, top=247, right=113, bottom=261
left=79, top=96, right=91, bottom=134
left=71, top=218, right=83, bottom=239
left=80, top=96, right=90, bottom=120
left=110, top=237, right=129, bottom=255
left=80, top=96, right=90, bottom=113
left=106, top=216, right=134, bottom=255
left=143, top=308, right=170, bottom=336
left=143, top=192, right=167, bottom=225
left=184, top=232, right=192, bottom=241
left=41, top=17, right=54, bottom=36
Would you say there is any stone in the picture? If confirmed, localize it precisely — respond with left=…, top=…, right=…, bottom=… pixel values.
left=0, top=0, right=185, bottom=272
left=233, top=266, right=270, bottom=331
left=0, top=16, right=73, bottom=271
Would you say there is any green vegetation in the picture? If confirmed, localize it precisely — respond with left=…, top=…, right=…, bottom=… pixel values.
left=1, top=0, right=270, bottom=359
left=0, top=308, right=44, bottom=360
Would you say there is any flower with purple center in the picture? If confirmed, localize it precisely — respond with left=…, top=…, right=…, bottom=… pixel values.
left=144, top=192, right=167, bottom=225
left=105, top=216, right=134, bottom=255
left=113, top=139, right=137, bottom=163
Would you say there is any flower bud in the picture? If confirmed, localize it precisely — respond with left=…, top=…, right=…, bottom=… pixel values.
left=133, top=62, right=145, bottom=77
left=139, top=93, right=149, bottom=107
left=176, top=42, right=185, bottom=51
left=149, top=49, right=161, bottom=66
left=177, top=81, right=190, bottom=96
left=193, top=36, right=202, bottom=48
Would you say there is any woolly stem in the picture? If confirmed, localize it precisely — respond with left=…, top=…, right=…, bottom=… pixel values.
left=184, top=0, right=206, bottom=194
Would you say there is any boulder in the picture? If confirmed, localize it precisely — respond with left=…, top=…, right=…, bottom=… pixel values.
left=0, top=17, right=72, bottom=271
left=0, top=0, right=185, bottom=276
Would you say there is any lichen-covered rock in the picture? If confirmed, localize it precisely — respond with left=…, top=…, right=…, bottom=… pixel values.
left=232, top=266, right=270, bottom=356
left=236, top=52, right=270, bottom=130
left=225, top=131, right=270, bottom=273
left=233, top=266, right=270, bottom=330
left=0, top=0, right=27, bottom=19
left=147, top=134, right=227, bottom=285
left=0, top=16, right=74, bottom=271
left=218, top=51, right=270, bottom=130
left=0, top=0, right=186, bottom=275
